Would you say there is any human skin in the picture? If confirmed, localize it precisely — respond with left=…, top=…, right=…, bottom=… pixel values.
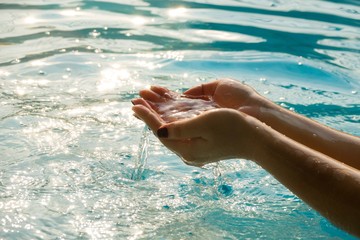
left=131, top=79, right=360, bottom=237
left=185, top=79, right=360, bottom=170
left=135, top=79, right=360, bottom=170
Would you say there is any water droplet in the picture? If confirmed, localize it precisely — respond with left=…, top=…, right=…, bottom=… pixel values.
left=351, top=90, right=357, bottom=95
left=298, top=62, right=303, bottom=66
left=328, top=26, right=342, bottom=31
left=217, top=184, right=233, bottom=196
left=344, top=8, right=359, bottom=14
left=192, top=170, right=200, bottom=175
left=12, top=58, right=21, bottom=64
left=38, top=70, right=46, bottom=75
left=94, top=48, right=102, bottom=54
left=89, top=30, right=101, bottom=38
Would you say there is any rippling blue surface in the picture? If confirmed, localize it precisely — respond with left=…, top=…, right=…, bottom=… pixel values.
left=0, top=0, right=359, bottom=239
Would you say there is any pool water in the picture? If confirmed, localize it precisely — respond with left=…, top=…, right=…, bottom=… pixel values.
left=0, top=0, right=359, bottom=239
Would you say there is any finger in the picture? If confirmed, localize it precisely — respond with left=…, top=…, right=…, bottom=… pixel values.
left=132, top=105, right=164, bottom=130
left=139, top=89, right=165, bottom=102
left=132, top=98, right=159, bottom=111
left=150, top=85, right=170, bottom=96
left=151, top=85, right=181, bottom=100
left=183, top=80, right=220, bottom=96
left=132, top=98, right=151, bottom=107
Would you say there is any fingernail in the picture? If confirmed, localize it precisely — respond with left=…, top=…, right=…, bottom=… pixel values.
left=157, top=127, right=168, bottom=138
left=131, top=100, right=135, bottom=105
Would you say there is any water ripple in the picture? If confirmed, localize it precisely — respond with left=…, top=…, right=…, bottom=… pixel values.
left=0, top=0, right=359, bottom=239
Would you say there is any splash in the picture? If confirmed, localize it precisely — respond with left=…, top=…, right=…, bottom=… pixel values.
left=131, top=95, right=220, bottom=180
left=212, top=163, right=233, bottom=197
left=131, top=125, right=150, bottom=180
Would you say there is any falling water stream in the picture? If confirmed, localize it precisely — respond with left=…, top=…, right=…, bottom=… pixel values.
left=0, top=0, right=359, bottom=239
left=132, top=125, right=150, bottom=181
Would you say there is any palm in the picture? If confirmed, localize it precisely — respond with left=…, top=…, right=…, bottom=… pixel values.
left=133, top=79, right=259, bottom=124
left=136, top=86, right=219, bottom=123
left=185, top=79, right=257, bottom=110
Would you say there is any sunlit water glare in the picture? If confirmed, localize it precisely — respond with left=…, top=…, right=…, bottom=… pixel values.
left=0, top=0, right=359, bottom=239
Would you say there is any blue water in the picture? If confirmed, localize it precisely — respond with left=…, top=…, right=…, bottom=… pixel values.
left=0, top=0, right=359, bottom=239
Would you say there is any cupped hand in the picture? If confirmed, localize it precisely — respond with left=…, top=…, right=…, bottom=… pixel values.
left=133, top=85, right=219, bottom=123
left=136, top=79, right=266, bottom=121
left=132, top=101, right=260, bottom=167
left=185, top=79, right=269, bottom=116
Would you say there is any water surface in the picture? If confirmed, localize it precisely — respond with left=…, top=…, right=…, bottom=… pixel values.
left=0, top=0, right=359, bottom=239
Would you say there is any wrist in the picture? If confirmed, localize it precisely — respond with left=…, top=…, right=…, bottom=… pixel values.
left=238, top=94, right=274, bottom=120
left=248, top=121, right=286, bottom=167
left=233, top=113, right=274, bottom=162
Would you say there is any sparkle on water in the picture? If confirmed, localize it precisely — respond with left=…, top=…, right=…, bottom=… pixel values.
left=0, top=0, right=359, bottom=239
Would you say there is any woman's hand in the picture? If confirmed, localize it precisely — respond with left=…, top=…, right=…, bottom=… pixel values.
left=135, top=79, right=268, bottom=121
left=132, top=101, right=261, bottom=167
left=184, top=78, right=267, bottom=114
left=132, top=80, right=360, bottom=237
left=132, top=85, right=219, bottom=123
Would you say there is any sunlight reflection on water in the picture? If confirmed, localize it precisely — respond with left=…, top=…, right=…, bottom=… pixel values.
left=0, top=0, right=359, bottom=239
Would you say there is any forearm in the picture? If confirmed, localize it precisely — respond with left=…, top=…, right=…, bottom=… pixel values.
left=251, top=124, right=360, bottom=237
left=250, top=98, right=360, bottom=170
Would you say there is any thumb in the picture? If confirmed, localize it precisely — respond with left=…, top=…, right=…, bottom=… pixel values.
left=156, top=116, right=208, bottom=140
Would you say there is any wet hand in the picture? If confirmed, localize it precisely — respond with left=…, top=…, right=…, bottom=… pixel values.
left=132, top=85, right=219, bottom=122
left=184, top=78, right=267, bottom=115
left=132, top=102, right=260, bottom=167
